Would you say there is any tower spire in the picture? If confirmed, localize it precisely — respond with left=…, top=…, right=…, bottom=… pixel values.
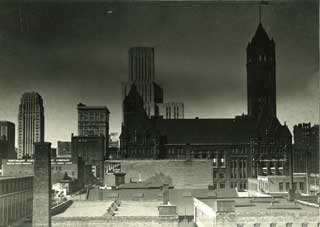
left=259, top=1, right=269, bottom=24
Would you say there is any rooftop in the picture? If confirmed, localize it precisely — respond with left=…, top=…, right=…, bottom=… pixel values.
left=198, top=197, right=319, bottom=214
left=54, top=201, right=112, bottom=217
left=115, top=200, right=160, bottom=217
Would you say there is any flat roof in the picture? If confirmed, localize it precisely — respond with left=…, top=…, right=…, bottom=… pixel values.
left=54, top=201, right=112, bottom=217
left=198, top=197, right=319, bottom=213
left=115, top=201, right=160, bottom=217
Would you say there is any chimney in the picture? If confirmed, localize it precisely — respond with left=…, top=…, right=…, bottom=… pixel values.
left=162, top=183, right=169, bottom=205
left=288, top=144, right=295, bottom=201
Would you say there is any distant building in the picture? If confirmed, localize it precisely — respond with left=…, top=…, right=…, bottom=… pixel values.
left=0, top=176, right=33, bottom=226
left=71, top=135, right=105, bottom=180
left=293, top=123, right=319, bottom=174
left=0, top=121, right=15, bottom=159
left=122, top=47, right=164, bottom=118
left=51, top=148, right=57, bottom=159
left=120, top=22, right=292, bottom=190
left=77, top=103, right=110, bottom=156
left=17, top=92, right=44, bottom=159
left=158, top=102, right=184, bottom=119
left=108, top=132, right=120, bottom=160
left=57, top=141, right=71, bottom=157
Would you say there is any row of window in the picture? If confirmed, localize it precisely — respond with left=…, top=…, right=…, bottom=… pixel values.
left=231, top=171, right=247, bottom=179
left=279, top=182, right=305, bottom=191
left=238, top=223, right=315, bottom=227
left=212, top=182, right=247, bottom=190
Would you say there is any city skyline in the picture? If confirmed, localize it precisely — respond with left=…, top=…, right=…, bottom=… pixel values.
left=0, top=1, right=317, bottom=146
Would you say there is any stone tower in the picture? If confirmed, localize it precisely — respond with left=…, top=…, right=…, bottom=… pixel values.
left=246, top=23, right=276, bottom=119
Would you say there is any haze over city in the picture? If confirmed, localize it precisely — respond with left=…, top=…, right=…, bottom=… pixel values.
left=0, top=1, right=317, bottom=146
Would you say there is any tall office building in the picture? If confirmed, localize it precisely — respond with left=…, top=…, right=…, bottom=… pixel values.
left=77, top=103, right=110, bottom=157
left=18, top=92, right=44, bottom=159
left=122, top=47, right=164, bottom=117
left=0, top=121, right=15, bottom=159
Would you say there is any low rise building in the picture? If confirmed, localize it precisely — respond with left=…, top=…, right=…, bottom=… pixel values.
left=193, top=196, right=320, bottom=227
left=1, top=157, right=84, bottom=186
left=248, top=173, right=308, bottom=196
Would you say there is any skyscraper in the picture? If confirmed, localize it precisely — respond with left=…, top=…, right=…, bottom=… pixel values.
left=18, top=92, right=44, bottom=159
left=122, top=47, right=164, bottom=117
left=0, top=121, right=15, bottom=159
left=247, top=23, right=276, bottom=119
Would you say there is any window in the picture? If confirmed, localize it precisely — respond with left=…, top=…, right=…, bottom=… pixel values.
left=237, top=224, right=244, bottom=227
left=213, top=183, right=217, bottom=189
left=254, top=224, right=261, bottom=227
left=213, top=157, right=217, bottom=168
left=220, top=183, right=225, bottom=189
left=220, top=157, right=225, bottom=167
left=286, top=223, right=293, bottom=227
left=213, top=171, right=217, bottom=178
left=301, top=223, right=308, bottom=227
left=279, top=182, right=283, bottom=192
left=270, top=223, right=276, bottom=227
left=299, top=182, right=304, bottom=190
left=219, top=173, right=224, bottom=179
left=286, top=182, right=290, bottom=191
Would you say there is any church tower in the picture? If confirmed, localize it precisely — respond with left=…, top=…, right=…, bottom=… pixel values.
left=246, top=22, right=276, bottom=119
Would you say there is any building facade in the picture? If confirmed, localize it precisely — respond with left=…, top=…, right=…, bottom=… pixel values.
left=0, top=176, right=33, bottom=226
left=293, top=123, right=319, bottom=174
left=71, top=135, right=105, bottom=180
left=17, top=92, right=44, bottom=159
left=0, top=121, right=16, bottom=159
left=158, top=103, right=184, bottom=119
left=77, top=103, right=110, bottom=157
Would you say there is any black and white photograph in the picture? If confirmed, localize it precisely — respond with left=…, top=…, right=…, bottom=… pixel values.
left=0, top=0, right=318, bottom=226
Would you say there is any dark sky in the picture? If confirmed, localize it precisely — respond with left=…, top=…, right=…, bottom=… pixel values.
left=0, top=1, right=318, bottom=147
